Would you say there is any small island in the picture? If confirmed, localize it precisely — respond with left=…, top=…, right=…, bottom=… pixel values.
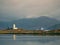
left=0, top=24, right=60, bottom=35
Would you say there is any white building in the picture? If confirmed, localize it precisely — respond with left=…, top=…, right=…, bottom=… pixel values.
left=41, top=27, right=49, bottom=31
left=13, top=24, right=18, bottom=29
left=41, top=27, right=44, bottom=30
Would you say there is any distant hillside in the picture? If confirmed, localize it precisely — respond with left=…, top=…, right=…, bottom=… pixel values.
left=0, top=16, right=60, bottom=30
left=47, top=24, right=60, bottom=30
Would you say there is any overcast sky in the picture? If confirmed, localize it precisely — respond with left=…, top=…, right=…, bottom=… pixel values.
left=0, top=0, right=60, bottom=21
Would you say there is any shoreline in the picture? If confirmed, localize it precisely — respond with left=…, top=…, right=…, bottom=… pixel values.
left=0, top=29, right=60, bottom=35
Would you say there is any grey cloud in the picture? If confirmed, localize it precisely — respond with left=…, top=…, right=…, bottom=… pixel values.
left=0, top=0, right=60, bottom=21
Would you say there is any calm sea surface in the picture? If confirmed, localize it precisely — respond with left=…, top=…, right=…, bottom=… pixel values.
left=0, top=34, right=60, bottom=45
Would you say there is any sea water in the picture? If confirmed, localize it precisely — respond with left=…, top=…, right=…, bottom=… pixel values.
left=0, top=34, right=60, bottom=45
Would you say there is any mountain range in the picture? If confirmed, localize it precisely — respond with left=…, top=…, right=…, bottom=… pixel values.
left=48, top=24, right=60, bottom=30
left=0, top=16, right=60, bottom=30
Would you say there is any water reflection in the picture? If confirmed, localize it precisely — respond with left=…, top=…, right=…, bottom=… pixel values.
left=0, top=34, right=60, bottom=45
left=13, top=34, right=16, bottom=40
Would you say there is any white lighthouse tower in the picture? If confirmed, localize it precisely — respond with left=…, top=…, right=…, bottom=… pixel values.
left=13, top=24, right=18, bottom=29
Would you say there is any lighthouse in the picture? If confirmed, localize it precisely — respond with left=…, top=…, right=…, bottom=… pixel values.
left=13, top=24, right=18, bottom=29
